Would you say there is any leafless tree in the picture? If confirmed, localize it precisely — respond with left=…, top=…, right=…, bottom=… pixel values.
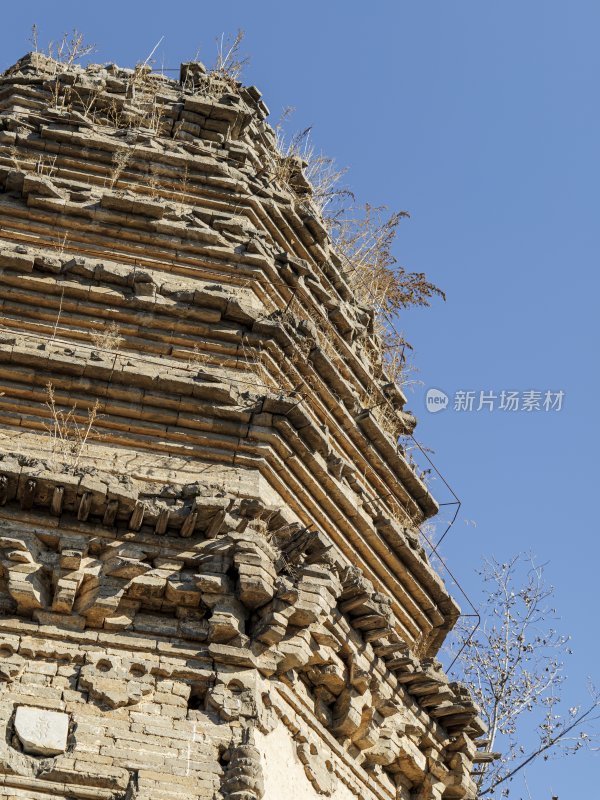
left=452, top=554, right=599, bottom=797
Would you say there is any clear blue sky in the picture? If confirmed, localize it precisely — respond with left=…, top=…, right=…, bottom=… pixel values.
left=2, top=2, right=598, bottom=795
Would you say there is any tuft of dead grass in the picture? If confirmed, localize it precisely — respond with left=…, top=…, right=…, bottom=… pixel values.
left=187, top=344, right=211, bottom=368
left=90, top=321, right=123, bottom=351
left=211, top=29, right=249, bottom=86
left=239, top=340, right=279, bottom=392
left=44, top=382, right=100, bottom=471
left=270, top=112, right=445, bottom=392
left=30, top=25, right=97, bottom=67
left=272, top=121, right=353, bottom=216
left=332, top=204, right=445, bottom=314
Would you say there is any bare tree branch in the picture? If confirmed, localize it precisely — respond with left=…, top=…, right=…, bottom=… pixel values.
left=450, top=554, right=599, bottom=797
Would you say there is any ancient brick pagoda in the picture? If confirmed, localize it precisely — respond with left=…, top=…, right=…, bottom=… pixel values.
left=0, top=52, right=483, bottom=800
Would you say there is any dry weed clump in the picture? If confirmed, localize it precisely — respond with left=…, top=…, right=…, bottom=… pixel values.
left=185, top=29, right=249, bottom=97
left=29, top=27, right=97, bottom=112
left=30, top=25, right=97, bottom=68
left=107, top=147, right=132, bottom=190
left=29, top=27, right=167, bottom=135
left=44, top=382, right=100, bottom=471
left=50, top=283, right=66, bottom=343
left=360, top=383, right=405, bottom=441
left=332, top=204, right=445, bottom=314
left=211, top=30, right=248, bottom=86
left=35, top=154, right=58, bottom=178
left=272, top=122, right=352, bottom=216
left=331, top=205, right=444, bottom=389
left=187, top=344, right=211, bottom=368
left=312, top=314, right=344, bottom=370
left=90, top=321, right=124, bottom=351
left=271, top=109, right=445, bottom=391
left=239, top=340, right=279, bottom=392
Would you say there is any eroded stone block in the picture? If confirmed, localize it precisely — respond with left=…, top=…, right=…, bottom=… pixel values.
left=14, top=706, right=69, bottom=756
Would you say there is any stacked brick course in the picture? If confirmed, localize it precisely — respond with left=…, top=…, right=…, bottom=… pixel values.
left=0, top=52, right=483, bottom=799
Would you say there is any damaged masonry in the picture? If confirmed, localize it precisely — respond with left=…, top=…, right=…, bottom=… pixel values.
left=0, top=52, right=484, bottom=800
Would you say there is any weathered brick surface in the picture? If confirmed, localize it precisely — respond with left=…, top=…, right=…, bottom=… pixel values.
left=0, top=51, right=483, bottom=799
